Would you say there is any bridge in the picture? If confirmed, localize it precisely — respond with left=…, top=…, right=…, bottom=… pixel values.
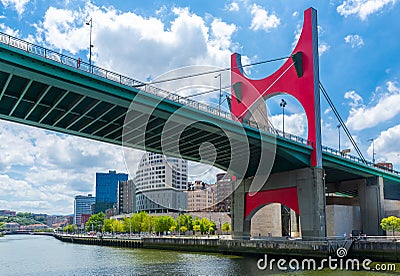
left=0, top=8, right=399, bottom=239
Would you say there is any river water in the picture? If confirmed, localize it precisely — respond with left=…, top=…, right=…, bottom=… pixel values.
left=0, top=234, right=396, bottom=275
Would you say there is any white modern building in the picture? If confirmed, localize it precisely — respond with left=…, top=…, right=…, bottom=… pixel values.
left=74, top=194, right=95, bottom=227
left=135, top=153, right=188, bottom=212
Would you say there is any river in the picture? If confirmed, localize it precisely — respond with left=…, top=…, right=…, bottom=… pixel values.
left=0, top=234, right=396, bottom=275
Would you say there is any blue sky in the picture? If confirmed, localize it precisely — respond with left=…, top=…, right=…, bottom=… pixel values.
left=0, top=0, right=399, bottom=214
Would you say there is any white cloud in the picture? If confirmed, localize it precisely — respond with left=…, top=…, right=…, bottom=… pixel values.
left=0, top=0, right=29, bottom=16
left=344, top=90, right=364, bottom=108
left=270, top=113, right=307, bottom=137
left=344, top=34, right=364, bottom=48
left=249, top=4, right=280, bottom=32
left=372, top=124, right=400, bottom=164
left=319, top=42, right=330, bottom=56
left=0, top=120, right=129, bottom=214
left=337, top=0, right=397, bottom=20
left=0, top=23, right=20, bottom=37
left=292, top=11, right=299, bottom=17
left=34, top=4, right=241, bottom=80
left=346, top=81, right=400, bottom=131
left=226, top=2, right=239, bottom=12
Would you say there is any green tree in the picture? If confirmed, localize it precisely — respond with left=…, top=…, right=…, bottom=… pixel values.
left=199, top=217, right=211, bottom=234
left=177, top=214, right=193, bottom=231
left=221, top=222, right=231, bottom=234
left=85, top=212, right=105, bottom=232
left=180, top=225, right=188, bottom=233
left=193, top=224, right=201, bottom=235
left=112, top=219, right=124, bottom=233
left=63, top=224, right=77, bottom=233
left=0, top=222, right=5, bottom=231
left=154, top=215, right=176, bottom=234
left=103, top=219, right=113, bottom=233
left=381, top=216, right=400, bottom=236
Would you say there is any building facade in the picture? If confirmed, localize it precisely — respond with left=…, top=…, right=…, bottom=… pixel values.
left=74, top=194, right=96, bottom=227
left=215, top=173, right=234, bottom=212
left=117, top=179, right=136, bottom=214
left=95, top=170, right=128, bottom=213
left=135, top=153, right=187, bottom=212
left=186, top=181, right=215, bottom=211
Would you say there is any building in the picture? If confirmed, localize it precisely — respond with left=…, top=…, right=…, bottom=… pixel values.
left=215, top=173, right=234, bottom=212
left=95, top=170, right=128, bottom=213
left=135, top=152, right=188, bottom=212
left=186, top=181, right=215, bottom=211
left=0, top=210, right=16, bottom=216
left=117, top=179, right=136, bottom=214
left=74, top=194, right=96, bottom=227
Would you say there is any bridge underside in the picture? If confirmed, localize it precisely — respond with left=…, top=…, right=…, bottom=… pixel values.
left=0, top=45, right=312, bottom=179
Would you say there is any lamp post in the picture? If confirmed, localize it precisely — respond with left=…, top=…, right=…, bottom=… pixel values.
left=86, top=18, right=93, bottom=69
left=215, top=73, right=222, bottom=115
left=280, top=99, right=287, bottom=135
left=368, top=138, right=375, bottom=164
left=337, top=124, right=341, bottom=153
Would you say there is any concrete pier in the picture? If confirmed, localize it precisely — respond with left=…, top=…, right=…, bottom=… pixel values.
left=53, top=234, right=400, bottom=262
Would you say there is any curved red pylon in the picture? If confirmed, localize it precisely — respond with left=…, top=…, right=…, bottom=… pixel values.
left=231, top=7, right=322, bottom=167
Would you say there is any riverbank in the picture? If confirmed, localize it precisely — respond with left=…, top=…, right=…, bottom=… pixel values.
left=52, top=234, right=400, bottom=262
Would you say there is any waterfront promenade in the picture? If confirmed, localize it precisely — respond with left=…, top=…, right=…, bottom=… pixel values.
left=52, top=233, right=400, bottom=262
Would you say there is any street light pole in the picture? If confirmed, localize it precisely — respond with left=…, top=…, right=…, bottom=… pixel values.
left=280, top=99, right=287, bottom=135
left=337, top=124, right=341, bottom=152
left=86, top=18, right=93, bottom=69
left=215, top=74, right=222, bottom=115
left=368, top=138, right=375, bottom=164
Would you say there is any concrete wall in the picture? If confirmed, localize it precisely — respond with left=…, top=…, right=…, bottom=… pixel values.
left=384, top=199, right=400, bottom=217
left=326, top=205, right=361, bottom=236
left=250, top=203, right=281, bottom=237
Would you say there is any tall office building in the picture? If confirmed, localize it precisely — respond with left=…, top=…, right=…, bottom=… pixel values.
left=74, top=194, right=96, bottom=227
left=135, top=152, right=188, bottom=212
left=117, top=179, right=136, bottom=214
left=95, top=170, right=128, bottom=213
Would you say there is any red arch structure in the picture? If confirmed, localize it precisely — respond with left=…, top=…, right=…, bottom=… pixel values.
left=231, top=8, right=322, bottom=223
left=231, top=7, right=322, bottom=168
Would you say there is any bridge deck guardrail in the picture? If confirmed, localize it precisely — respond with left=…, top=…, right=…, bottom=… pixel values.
left=0, top=32, right=313, bottom=147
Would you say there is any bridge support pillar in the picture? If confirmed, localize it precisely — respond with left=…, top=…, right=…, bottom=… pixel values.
left=358, top=176, right=385, bottom=236
left=297, top=167, right=327, bottom=239
left=232, top=178, right=251, bottom=239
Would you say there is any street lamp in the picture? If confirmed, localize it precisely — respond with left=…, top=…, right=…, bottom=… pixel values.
left=215, top=73, right=222, bottom=115
left=337, top=124, right=341, bottom=152
left=368, top=138, right=376, bottom=164
left=280, top=99, right=287, bottom=135
left=86, top=18, right=93, bottom=68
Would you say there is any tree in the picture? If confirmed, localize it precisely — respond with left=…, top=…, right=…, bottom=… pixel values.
left=85, top=212, right=105, bottom=232
left=381, top=216, right=400, bottom=236
left=63, top=224, right=77, bottom=233
left=103, top=218, right=113, bottom=233
left=193, top=224, right=201, bottom=235
left=221, top=222, right=231, bottom=234
left=177, top=214, right=193, bottom=232
left=154, top=215, right=176, bottom=234
left=0, top=222, right=5, bottom=231
left=180, top=225, right=188, bottom=233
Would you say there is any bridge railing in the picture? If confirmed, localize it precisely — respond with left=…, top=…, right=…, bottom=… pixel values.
left=322, top=145, right=400, bottom=175
left=0, top=32, right=352, bottom=153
